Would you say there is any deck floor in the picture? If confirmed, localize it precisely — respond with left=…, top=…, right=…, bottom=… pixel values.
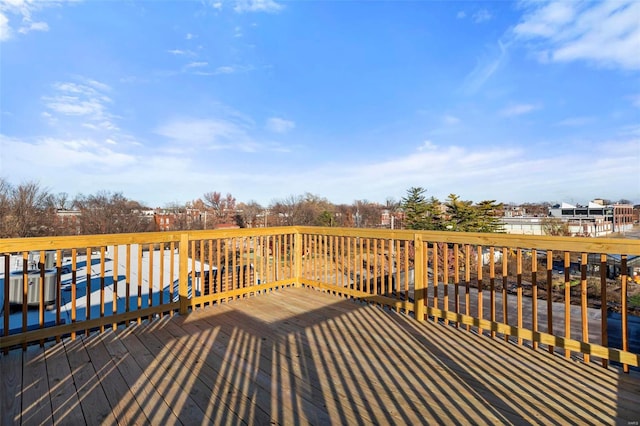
left=2, top=287, right=639, bottom=425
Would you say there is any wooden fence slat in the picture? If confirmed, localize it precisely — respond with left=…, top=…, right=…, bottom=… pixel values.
left=531, top=249, right=538, bottom=350
left=564, top=251, right=571, bottom=358
left=546, top=250, right=553, bottom=353
left=502, top=247, right=508, bottom=342
left=600, top=253, right=608, bottom=368
left=489, top=247, right=495, bottom=338
left=477, top=245, right=483, bottom=335
left=100, top=246, right=106, bottom=333
left=621, top=255, right=629, bottom=373
left=581, top=252, right=589, bottom=363
left=517, top=249, right=522, bottom=346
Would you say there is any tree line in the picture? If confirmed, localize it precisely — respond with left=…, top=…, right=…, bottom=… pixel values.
left=0, top=178, right=580, bottom=238
left=401, top=187, right=503, bottom=232
left=0, top=179, right=155, bottom=237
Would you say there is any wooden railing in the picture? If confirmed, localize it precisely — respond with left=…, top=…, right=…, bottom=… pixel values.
left=0, top=228, right=297, bottom=351
left=296, top=227, right=640, bottom=372
left=1, top=227, right=639, bottom=372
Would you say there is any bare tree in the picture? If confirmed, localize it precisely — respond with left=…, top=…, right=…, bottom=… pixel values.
left=269, top=195, right=298, bottom=226
left=236, top=200, right=263, bottom=228
left=0, top=178, right=11, bottom=237
left=541, top=217, right=571, bottom=236
left=334, top=204, right=355, bottom=227
left=352, top=199, right=382, bottom=228
left=55, top=192, right=71, bottom=210
left=74, top=191, right=152, bottom=234
left=0, top=180, right=57, bottom=237
left=203, top=191, right=237, bottom=225
left=269, top=193, right=334, bottom=226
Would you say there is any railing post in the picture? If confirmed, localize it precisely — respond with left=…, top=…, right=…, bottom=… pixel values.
left=179, top=232, right=189, bottom=315
left=414, top=233, right=426, bottom=321
left=294, top=229, right=302, bottom=287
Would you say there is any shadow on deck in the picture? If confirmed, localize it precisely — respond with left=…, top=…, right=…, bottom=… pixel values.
left=2, top=287, right=639, bottom=425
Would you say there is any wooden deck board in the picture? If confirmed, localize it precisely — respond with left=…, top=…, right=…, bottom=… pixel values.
left=81, top=333, right=149, bottom=426
left=21, top=346, right=53, bottom=426
left=2, top=287, right=640, bottom=425
left=44, top=342, right=86, bottom=426
left=1, top=348, right=22, bottom=426
left=64, top=338, right=119, bottom=426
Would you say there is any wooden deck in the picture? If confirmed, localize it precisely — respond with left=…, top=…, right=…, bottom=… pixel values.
left=2, top=287, right=639, bottom=425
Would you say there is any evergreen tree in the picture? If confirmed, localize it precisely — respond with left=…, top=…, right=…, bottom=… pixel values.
left=402, top=188, right=503, bottom=233
left=444, top=194, right=475, bottom=232
left=425, top=196, right=445, bottom=231
left=401, top=187, right=444, bottom=230
left=474, top=200, right=504, bottom=233
left=401, top=187, right=430, bottom=230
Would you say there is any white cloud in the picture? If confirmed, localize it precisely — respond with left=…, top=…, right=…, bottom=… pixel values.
left=155, top=117, right=262, bottom=151
left=514, top=1, right=640, bottom=70
left=215, top=66, right=236, bottom=74
left=630, top=94, right=640, bottom=108
left=272, top=135, right=640, bottom=205
left=417, top=140, right=438, bottom=151
left=156, top=118, right=240, bottom=145
left=461, top=40, right=508, bottom=94
left=456, top=11, right=466, bottom=19
left=18, top=20, right=47, bottom=34
left=1, top=135, right=137, bottom=174
left=266, top=117, right=295, bottom=134
left=185, top=32, right=195, bottom=40
left=514, top=2, right=576, bottom=38
left=443, top=115, right=461, bottom=125
left=500, top=103, right=540, bottom=117
left=192, top=65, right=254, bottom=76
left=0, top=0, right=70, bottom=41
left=234, top=0, right=283, bottom=13
left=473, top=9, right=492, bottom=23
left=42, top=77, right=121, bottom=132
left=0, top=12, right=11, bottom=41
left=155, top=115, right=293, bottom=153
left=167, top=49, right=195, bottom=56
left=185, top=61, right=208, bottom=69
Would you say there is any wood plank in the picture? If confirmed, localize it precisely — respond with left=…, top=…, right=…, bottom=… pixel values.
left=64, top=337, right=118, bottom=425
left=81, top=333, right=149, bottom=425
left=100, top=330, right=181, bottom=425
left=21, top=346, right=53, bottom=425
left=135, top=319, right=267, bottom=425
left=0, top=348, right=22, bottom=425
left=118, top=324, right=210, bottom=425
left=44, top=341, right=86, bottom=426
left=130, top=323, right=241, bottom=423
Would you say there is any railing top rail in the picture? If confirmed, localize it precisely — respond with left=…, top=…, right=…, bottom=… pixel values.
left=295, top=226, right=640, bottom=255
left=0, top=227, right=297, bottom=253
left=1, top=226, right=638, bottom=255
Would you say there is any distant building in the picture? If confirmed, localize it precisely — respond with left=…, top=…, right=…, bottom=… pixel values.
left=549, top=201, right=634, bottom=234
left=499, top=217, right=545, bottom=235
left=55, top=209, right=81, bottom=234
left=154, top=208, right=203, bottom=231
left=500, top=200, right=634, bottom=237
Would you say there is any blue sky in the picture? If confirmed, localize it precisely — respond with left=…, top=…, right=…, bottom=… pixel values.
left=1, top=0, right=639, bottom=207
